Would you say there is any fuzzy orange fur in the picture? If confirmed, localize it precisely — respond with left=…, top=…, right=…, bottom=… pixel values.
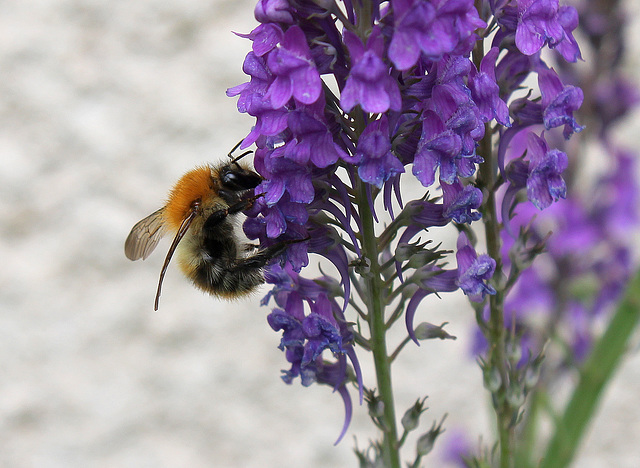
left=164, top=166, right=217, bottom=232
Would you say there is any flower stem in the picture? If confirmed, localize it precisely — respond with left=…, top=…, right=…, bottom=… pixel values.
left=538, top=269, right=640, bottom=468
left=357, top=179, right=401, bottom=468
left=477, top=117, right=513, bottom=467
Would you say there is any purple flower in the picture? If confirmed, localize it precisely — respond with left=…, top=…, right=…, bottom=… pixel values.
left=348, top=116, right=405, bottom=188
left=256, top=145, right=315, bottom=206
left=413, top=110, right=463, bottom=187
left=538, top=67, right=584, bottom=138
left=554, top=5, right=582, bottom=62
left=515, top=0, right=564, bottom=56
left=226, top=52, right=289, bottom=147
left=266, top=26, right=322, bottom=108
left=442, top=180, right=482, bottom=223
left=456, top=232, right=496, bottom=302
left=526, top=132, right=568, bottom=210
left=286, top=110, right=348, bottom=168
left=341, top=28, right=401, bottom=113
left=389, top=0, right=485, bottom=71
left=429, top=83, right=485, bottom=161
left=236, top=23, right=284, bottom=57
left=254, top=0, right=294, bottom=25
left=263, top=264, right=362, bottom=442
left=470, top=47, right=511, bottom=126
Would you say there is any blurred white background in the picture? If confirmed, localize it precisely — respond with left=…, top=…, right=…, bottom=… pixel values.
left=1, top=1, right=640, bottom=467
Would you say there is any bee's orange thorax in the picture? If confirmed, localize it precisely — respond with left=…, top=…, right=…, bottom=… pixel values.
left=164, top=166, right=216, bottom=231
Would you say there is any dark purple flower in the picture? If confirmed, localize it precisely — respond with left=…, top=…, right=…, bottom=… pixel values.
left=266, top=26, right=322, bottom=108
left=429, top=80, right=485, bottom=158
left=554, top=5, right=582, bottom=62
left=388, top=0, right=485, bottom=70
left=413, top=110, right=463, bottom=187
left=236, top=23, right=284, bottom=57
left=256, top=145, right=315, bottom=206
left=470, top=47, right=511, bottom=126
left=341, top=28, right=401, bottom=113
left=515, top=0, right=564, bottom=56
left=525, top=132, right=568, bottom=210
left=538, top=67, right=584, bottom=138
left=348, top=116, right=405, bottom=187
left=254, top=0, right=294, bottom=25
left=263, top=263, right=362, bottom=442
left=456, top=232, right=496, bottom=302
left=286, top=110, right=348, bottom=168
left=442, top=180, right=482, bottom=223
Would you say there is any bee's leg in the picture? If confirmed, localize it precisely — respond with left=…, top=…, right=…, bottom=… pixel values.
left=200, top=237, right=309, bottom=295
left=203, top=195, right=263, bottom=231
left=235, top=237, right=309, bottom=270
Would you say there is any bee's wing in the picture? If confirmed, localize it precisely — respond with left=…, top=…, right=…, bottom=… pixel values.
left=124, top=208, right=167, bottom=261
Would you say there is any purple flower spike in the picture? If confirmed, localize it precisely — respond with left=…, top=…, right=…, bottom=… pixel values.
left=266, top=26, right=322, bottom=108
left=526, top=132, right=568, bottom=210
left=351, top=116, right=405, bottom=188
left=341, top=28, right=401, bottom=114
left=456, top=233, right=496, bottom=302
left=538, top=67, right=584, bottom=138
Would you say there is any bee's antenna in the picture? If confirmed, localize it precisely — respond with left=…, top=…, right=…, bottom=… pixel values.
left=231, top=150, right=254, bottom=166
left=227, top=139, right=243, bottom=158
left=228, top=139, right=254, bottom=167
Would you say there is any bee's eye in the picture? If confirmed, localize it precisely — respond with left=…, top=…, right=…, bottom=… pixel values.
left=221, top=167, right=262, bottom=191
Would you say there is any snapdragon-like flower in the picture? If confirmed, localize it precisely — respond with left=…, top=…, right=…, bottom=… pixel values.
left=347, top=116, right=405, bottom=187
left=341, top=28, right=401, bottom=114
left=456, top=233, right=497, bottom=302
left=526, top=131, right=568, bottom=209
left=388, top=0, right=486, bottom=70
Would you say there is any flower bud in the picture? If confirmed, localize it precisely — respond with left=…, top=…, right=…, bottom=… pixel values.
left=414, top=322, right=456, bottom=341
left=482, top=365, right=502, bottom=394
left=401, top=397, right=428, bottom=433
left=416, top=416, right=446, bottom=456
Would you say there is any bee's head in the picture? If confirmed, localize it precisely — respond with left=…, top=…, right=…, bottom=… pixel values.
left=219, top=163, right=262, bottom=192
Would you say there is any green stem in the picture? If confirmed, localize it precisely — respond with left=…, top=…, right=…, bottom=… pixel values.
left=538, top=270, right=640, bottom=468
left=357, top=180, right=401, bottom=468
left=475, top=76, right=512, bottom=465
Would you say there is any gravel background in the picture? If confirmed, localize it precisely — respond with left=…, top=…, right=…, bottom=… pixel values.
left=2, top=1, right=640, bottom=467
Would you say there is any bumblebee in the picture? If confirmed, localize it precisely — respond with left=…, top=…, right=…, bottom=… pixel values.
left=125, top=156, right=297, bottom=310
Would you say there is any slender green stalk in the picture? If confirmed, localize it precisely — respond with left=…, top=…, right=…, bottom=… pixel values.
left=474, top=74, right=513, bottom=466
left=357, top=179, right=401, bottom=468
left=538, top=270, right=640, bottom=468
